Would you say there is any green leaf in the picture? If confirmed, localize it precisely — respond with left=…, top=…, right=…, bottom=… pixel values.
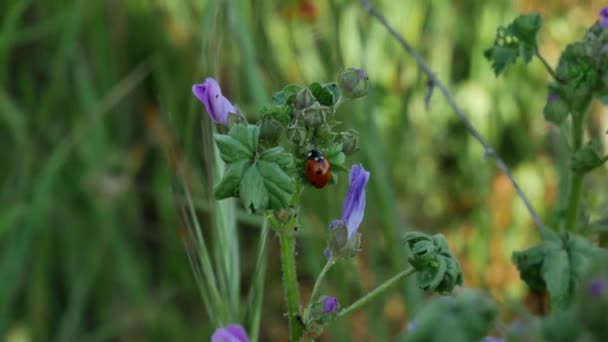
left=542, top=247, right=571, bottom=311
left=512, top=231, right=608, bottom=312
left=323, top=82, right=340, bottom=104
left=214, top=124, right=259, bottom=163
left=260, top=146, right=294, bottom=171
left=308, top=82, right=335, bottom=106
left=272, top=84, right=301, bottom=105
left=239, top=165, right=269, bottom=213
left=484, top=13, right=542, bottom=76
left=512, top=244, right=546, bottom=290
left=214, top=160, right=252, bottom=200
left=257, top=104, right=293, bottom=124
left=258, top=160, right=296, bottom=210
left=235, top=157, right=295, bottom=212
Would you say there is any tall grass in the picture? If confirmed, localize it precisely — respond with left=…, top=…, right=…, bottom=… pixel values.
left=1, top=0, right=603, bottom=340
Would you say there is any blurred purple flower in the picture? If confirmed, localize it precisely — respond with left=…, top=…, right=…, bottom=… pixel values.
left=323, top=248, right=331, bottom=260
left=192, top=78, right=237, bottom=125
left=548, top=93, right=559, bottom=101
left=329, top=164, right=370, bottom=239
left=481, top=337, right=504, bottom=342
left=211, top=324, right=248, bottom=342
left=407, top=320, right=417, bottom=332
left=600, top=7, right=608, bottom=27
left=323, top=297, right=339, bottom=314
left=587, top=278, right=605, bottom=297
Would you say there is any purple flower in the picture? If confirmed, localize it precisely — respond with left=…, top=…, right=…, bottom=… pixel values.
left=192, top=78, right=237, bottom=125
left=600, top=7, right=608, bottom=27
left=548, top=93, right=559, bottom=101
left=481, top=337, right=504, bottom=342
left=211, top=324, right=248, bottom=342
left=330, top=164, right=370, bottom=239
left=407, top=320, right=417, bottom=332
left=587, top=278, right=605, bottom=297
left=323, top=297, right=339, bottom=314
left=323, top=248, right=331, bottom=260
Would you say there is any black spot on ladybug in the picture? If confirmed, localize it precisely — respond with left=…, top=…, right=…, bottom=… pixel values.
left=307, top=167, right=311, bottom=171
left=316, top=170, right=322, bottom=175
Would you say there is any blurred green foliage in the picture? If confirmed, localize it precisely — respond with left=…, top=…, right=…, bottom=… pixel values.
left=1, top=0, right=607, bottom=340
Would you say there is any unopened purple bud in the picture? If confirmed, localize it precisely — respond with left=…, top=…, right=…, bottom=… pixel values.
left=323, top=297, right=339, bottom=314
left=323, top=248, right=331, bottom=260
left=600, top=7, right=608, bottom=27
left=587, top=278, right=605, bottom=297
left=211, top=324, right=249, bottom=342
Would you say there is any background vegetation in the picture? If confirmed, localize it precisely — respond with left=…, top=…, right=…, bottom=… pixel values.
left=1, top=0, right=607, bottom=340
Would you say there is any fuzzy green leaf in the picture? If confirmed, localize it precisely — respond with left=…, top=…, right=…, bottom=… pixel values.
left=214, top=124, right=259, bottom=163
left=484, top=13, right=542, bottom=76
left=272, top=84, right=301, bottom=105
left=214, top=160, right=252, bottom=200
left=308, top=82, right=335, bottom=106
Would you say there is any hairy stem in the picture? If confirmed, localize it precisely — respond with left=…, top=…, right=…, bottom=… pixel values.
left=359, top=0, right=546, bottom=233
left=337, top=267, right=416, bottom=319
left=305, top=259, right=335, bottom=320
left=565, top=115, right=584, bottom=232
left=279, top=231, right=303, bottom=341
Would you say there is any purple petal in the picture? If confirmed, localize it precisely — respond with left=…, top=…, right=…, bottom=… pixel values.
left=211, top=324, right=248, bottom=342
left=407, top=320, right=416, bottom=332
left=323, top=248, right=331, bottom=260
left=323, top=297, right=339, bottom=314
left=600, top=7, right=608, bottom=27
left=587, top=278, right=605, bottom=297
left=192, top=78, right=235, bottom=125
left=341, top=164, right=370, bottom=239
left=481, top=337, right=504, bottom=342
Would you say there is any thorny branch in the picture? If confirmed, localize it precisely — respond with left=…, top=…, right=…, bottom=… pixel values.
left=359, top=0, right=546, bottom=232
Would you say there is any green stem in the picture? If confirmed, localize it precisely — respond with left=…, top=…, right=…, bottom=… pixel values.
left=337, top=267, right=416, bottom=319
left=279, top=232, right=303, bottom=341
left=304, top=259, right=335, bottom=321
left=565, top=115, right=584, bottom=232
left=535, top=49, right=561, bottom=83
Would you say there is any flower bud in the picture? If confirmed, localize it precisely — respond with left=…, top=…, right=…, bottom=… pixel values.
left=340, top=129, right=359, bottom=155
left=287, top=126, right=306, bottom=145
left=328, top=223, right=361, bottom=258
left=259, top=118, right=282, bottom=145
left=543, top=93, right=569, bottom=125
left=295, top=87, right=315, bottom=109
left=338, top=68, right=369, bottom=98
left=302, top=102, right=329, bottom=128
left=570, top=140, right=606, bottom=174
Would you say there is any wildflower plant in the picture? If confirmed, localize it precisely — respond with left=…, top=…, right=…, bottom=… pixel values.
left=186, top=65, right=466, bottom=339
left=182, top=2, right=608, bottom=341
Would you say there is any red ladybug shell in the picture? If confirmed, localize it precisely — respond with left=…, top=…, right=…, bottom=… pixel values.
left=305, top=150, right=331, bottom=189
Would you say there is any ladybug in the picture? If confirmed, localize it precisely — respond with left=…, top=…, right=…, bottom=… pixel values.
left=305, top=150, right=331, bottom=189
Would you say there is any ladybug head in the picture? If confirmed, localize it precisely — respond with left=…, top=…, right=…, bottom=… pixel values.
left=306, top=149, right=324, bottom=161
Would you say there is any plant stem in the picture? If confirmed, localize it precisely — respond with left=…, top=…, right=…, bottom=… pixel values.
left=309, top=259, right=334, bottom=303
left=565, top=115, right=584, bottom=232
left=304, top=259, right=335, bottom=321
left=279, top=231, right=303, bottom=341
left=337, top=267, right=416, bottom=320
left=535, top=49, right=561, bottom=83
left=359, top=0, right=546, bottom=233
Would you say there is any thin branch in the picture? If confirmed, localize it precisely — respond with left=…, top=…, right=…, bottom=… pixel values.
left=535, top=49, right=561, bottom=83
left=359, top=0, right=546, bottom=232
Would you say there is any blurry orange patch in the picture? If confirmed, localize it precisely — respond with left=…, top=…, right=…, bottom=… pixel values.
left=281, top=0, right=320, bottom=22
